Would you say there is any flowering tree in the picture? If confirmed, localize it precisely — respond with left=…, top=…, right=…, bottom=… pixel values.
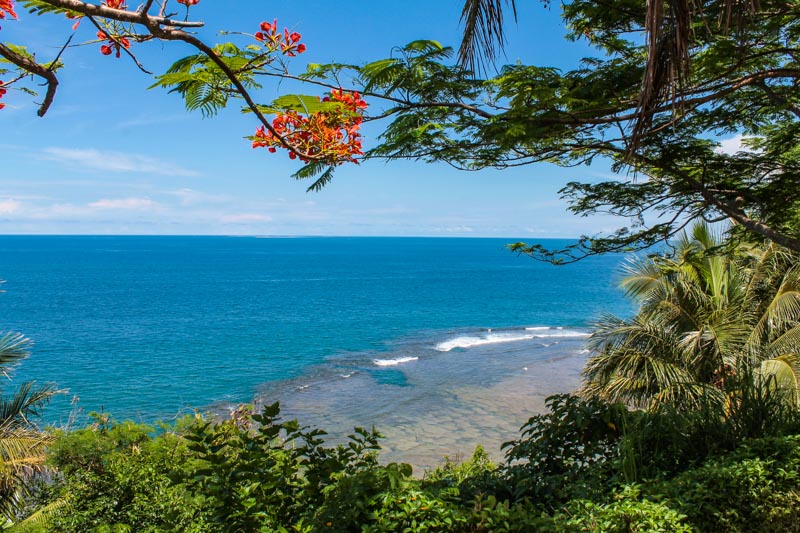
left=3, top=0, right=800, bottom=261
left=0, top=0, right=367, bottom=190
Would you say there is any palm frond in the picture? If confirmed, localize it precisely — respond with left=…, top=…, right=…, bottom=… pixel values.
left=618, top=255, right=664, bottom=302
left=764, top=325, right=800, bottom=361
left=0, top=435, right=49, bottom=463
left=457, top=0, right=517, bottom=73
left=585, top=222, right=800, bottom=410
left=631, top=0, right=760, bottom=148
left=0, top=333, right=31, bottom=374
left=757, top=356, right=800, bottom=405
left=0, top=382, right=63, bottom=430
left=0, top=428, right=53, bottom=520
left=747, top=276, right=800, bottom=352
left=9, top=497, right=70, bottom=532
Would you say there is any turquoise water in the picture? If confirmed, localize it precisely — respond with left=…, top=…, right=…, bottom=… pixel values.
left=0, top=236, right=631, bottom=425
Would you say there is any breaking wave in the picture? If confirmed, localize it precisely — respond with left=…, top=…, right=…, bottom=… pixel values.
left=373, top=356, right=419, bottom=366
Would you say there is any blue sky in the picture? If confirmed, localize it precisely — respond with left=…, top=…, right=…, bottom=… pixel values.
left=0, top=1, right=738, bottom=236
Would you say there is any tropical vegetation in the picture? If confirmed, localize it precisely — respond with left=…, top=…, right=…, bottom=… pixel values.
left=11, top=391, right=800, bottom=531
left=584, top=223, right=800, bottom=409
left=0, top=283, right=60, bottom=529
left=1, top=0, right=800, bottom=530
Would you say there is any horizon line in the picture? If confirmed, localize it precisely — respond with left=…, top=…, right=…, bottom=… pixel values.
left=0, top=233, right=583, bottom=240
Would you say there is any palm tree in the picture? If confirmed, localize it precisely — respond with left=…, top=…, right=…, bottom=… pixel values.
left=0, top=283, right=60, bottom=521
left=582, top=223, right=800, bottom=409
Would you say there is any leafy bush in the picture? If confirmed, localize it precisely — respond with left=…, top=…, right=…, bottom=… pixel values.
left=552, top=487, right=690, bottom=533
left=501, top=394, right=628, bottom=506
left=648, top=436, right=800, bottom=532
left=422, top=445, right=499, bottom=503
left=27, top=397, right=800, bottom=532
left=45, top=413, right=208, bottom=531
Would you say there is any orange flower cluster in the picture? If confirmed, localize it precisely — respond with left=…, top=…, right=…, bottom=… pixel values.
left=0, top=0, right=17, bottom=22
left=177, top=0, right=200, bottom=5
left=0, top=80, right=7, bottom=110
left=97, top=30, right=130, bottom=58
left=103, top=0, right=125, bottom=8
left=252, top=89, right=367, bottom=165
left=254, top=19, right=306, bottom=57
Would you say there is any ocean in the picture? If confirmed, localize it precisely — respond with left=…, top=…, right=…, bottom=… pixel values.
left=0, top=236, right=631, bottom=463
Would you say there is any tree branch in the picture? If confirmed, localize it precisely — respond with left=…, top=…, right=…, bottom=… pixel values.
left=39, top=0, right=203, bottom=27
left=0, top=43, right=58, bottom=117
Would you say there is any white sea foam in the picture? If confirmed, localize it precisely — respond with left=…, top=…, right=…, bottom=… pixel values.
left=435, top=328, right=590, bottom=352
left=435, top=332, right=535, bottom=352
left=340, top=371, right=357, bottom=378
left=373, top=356, right=419, bottom=366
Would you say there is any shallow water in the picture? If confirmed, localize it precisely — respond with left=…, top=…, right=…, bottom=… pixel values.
left=242, top=328, right=591, bottom=470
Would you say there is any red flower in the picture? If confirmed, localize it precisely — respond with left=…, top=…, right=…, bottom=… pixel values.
left=103, top=0, right=126, bottom=8
left=177, top=0, right=200, bottom=5
left=254, top=19, right=306, bottom=56
left=0, top=79, right=6, bottom=110
left=0, top=0, right=17, bottom=21
left=97, top=30, right=131, bottom=58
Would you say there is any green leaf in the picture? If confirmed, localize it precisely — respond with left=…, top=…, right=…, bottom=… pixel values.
left=270, top=95, right=332, bottom=114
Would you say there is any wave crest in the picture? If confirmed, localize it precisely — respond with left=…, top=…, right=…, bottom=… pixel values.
left=435, top=328, right=590, bottom=352
left=435, top=333, right=534, bottom=352
left=373, top=356, right=419, bottom=367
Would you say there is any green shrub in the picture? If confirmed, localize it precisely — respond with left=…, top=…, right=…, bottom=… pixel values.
left=45, top=414, right=208, bottom=531
left=422, top=445, right=500, bottom=503
left=648, top=436, right=800, bottom=532
left=501, top=394, right=628, bottom=506
left=27, top=398, right=800, bottom=532
left=553, top=487, right=690, bottom=532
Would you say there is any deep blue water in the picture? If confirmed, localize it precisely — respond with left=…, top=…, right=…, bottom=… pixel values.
left=0, top=236, right=631, bottom=424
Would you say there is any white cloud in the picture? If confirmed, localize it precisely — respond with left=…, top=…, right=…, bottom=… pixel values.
left=42, top=147, right=200, bottom=177
left=0, top=199, right=21, bottom=215
left=89, top=197, right=158, bottom=210
left=437, top=225, right=474, bottom=233
left=221, top=213, right=272, bottom=224
left=115, top=113, right=187, bottom=129
left=714, top=134, right=760, bottom=156
left=164, top=188, right=229, bottom=206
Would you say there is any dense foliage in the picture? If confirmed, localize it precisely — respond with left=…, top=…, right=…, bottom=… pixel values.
left=17, top=391, right=800, bottom=532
